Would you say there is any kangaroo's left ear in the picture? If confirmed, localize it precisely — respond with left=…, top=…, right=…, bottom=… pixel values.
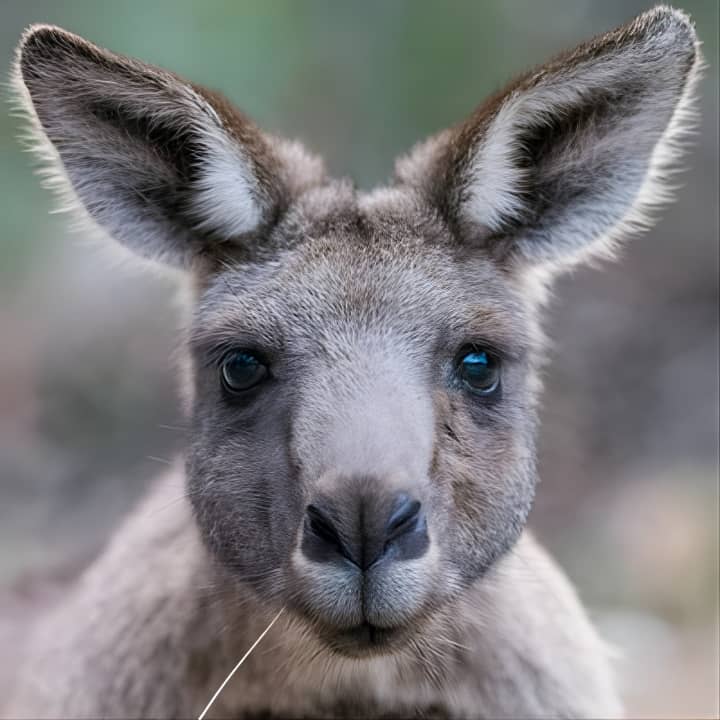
left=13, top=25, right=325, bottom=270
left=396, top=6, right=702, bottom=274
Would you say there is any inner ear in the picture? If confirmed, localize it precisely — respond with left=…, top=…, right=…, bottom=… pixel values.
left=86, top=97, right=204, bottom=226
left=87, top=99, right=199, bottom=179
left=515, top=87, right=634, bottom=228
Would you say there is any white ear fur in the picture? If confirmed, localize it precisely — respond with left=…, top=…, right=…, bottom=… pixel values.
left=180, top=95, right=264, bottom=240
left=466, top=9, right=702, bottom=269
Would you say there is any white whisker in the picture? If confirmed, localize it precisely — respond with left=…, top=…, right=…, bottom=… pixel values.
left=146, top=455, right=174, bottom=466
left=197, top=607, right=285, bottom=720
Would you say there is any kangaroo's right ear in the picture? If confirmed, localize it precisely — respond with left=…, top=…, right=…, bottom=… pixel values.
left=395, top=6, right=701, bottom=277
left=13, top=25, right=325, bottom=269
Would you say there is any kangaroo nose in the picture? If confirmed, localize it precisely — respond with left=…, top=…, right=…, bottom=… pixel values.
left=302, top=491, right=428, bottom=570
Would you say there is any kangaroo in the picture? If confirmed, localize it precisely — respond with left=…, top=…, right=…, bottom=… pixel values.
left=6, top=6, right=701, bottom=718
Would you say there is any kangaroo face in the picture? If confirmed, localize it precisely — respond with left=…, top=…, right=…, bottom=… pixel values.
left=187, top=189, right=538, bottom=653
left=14, top=8, right=700, bottom=657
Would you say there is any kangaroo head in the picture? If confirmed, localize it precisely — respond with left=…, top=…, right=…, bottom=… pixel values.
left=15, top=7, right=700, bottom=658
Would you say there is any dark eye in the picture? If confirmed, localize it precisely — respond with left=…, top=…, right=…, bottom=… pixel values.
left=220, top=350, right=269, bottom=393
left=458, top=348, right=501, bottom=395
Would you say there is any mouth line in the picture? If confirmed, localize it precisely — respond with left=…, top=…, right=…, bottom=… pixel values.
left=348, top=621, right=398, bottom=641
left=324, top=621, right=406, bottom=656
left=288, top=600, right=416, bottom=656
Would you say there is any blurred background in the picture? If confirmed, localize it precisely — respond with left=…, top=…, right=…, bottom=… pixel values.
left=0, top=1, right=717, bottom=716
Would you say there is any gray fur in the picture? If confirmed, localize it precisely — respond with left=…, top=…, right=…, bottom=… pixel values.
left=6, top=6, right=701, bottom=718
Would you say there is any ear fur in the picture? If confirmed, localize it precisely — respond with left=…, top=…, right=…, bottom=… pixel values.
left=12, top=25, right=325, bottom=269
left=396, top=6, right=703, bottom=273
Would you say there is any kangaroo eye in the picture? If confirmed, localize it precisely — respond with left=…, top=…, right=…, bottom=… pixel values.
left=220, top=350, right=269, bottom=393
left=458, top=349, right=501, bottom=395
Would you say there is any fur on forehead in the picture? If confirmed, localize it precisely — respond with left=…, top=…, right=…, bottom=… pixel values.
left=191, top=187, right=537, bottom=357
left=276, top=182, right=450, bottom=248
left=196, top=181, right=445, bottom=273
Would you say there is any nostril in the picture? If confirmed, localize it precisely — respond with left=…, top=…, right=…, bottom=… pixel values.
left=385, top=495, right=423, bottom=544
left=306, top=504, right=342, bottom=548
left=303, top=504, right=358, bottom=567
left=303, top=492, right=428, bottom=569
left=380, top=493, right=428, bottom=564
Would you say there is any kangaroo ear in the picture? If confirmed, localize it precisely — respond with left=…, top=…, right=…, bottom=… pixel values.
left=396, top=7, right=702, bottom=274
left=13, top=25, right=324, bottom=269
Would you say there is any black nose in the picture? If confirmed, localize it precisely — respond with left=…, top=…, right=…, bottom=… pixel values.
left=302, top=491, right=428, bottom=570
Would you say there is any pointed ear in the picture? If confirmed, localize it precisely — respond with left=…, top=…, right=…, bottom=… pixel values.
left=396, top=7, right=702, bottom=274
left=13, top=25, right=325, bottom=269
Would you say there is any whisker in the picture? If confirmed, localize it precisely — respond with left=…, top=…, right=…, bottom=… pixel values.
left=146, top=455, right=174, bottom=466
left=142, top=490, right=202, bottom=518
left=197, top=606, right=285, bottom=720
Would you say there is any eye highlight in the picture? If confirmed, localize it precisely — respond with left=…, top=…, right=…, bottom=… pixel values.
left=457, top=348, right=501, bottom=396
left=220, top=350, right=269, bottom=393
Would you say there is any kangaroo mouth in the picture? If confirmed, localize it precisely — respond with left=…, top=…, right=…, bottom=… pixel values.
left=322, top=621, right=408, bottom=657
